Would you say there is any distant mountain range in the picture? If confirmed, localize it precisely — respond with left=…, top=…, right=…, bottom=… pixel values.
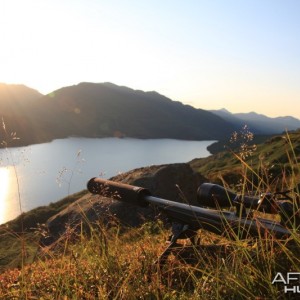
left=0, top=82, right=299, bottom=147
left=210, top=108, right=300, bottom=134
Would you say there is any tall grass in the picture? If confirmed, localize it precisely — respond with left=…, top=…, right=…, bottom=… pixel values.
left=2, top=217, right=298, bottom=299
left=0, top=129, right=299, bottom=299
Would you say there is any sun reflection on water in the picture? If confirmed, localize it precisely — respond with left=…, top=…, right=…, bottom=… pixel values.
left=0, top=167, right=9, bottom=224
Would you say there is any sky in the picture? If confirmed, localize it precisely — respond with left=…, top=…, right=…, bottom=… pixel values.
left=0, top=0, right=299, bottom=118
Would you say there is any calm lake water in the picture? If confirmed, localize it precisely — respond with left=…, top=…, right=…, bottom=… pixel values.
left=0, top=137, right=214, bottom=224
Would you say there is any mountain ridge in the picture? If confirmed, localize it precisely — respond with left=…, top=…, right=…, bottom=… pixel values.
left=210, top=109, right=300, bottom=134
left=0, top=82, right=234, bottom=147
left=1, top=82, right=299, bottom=148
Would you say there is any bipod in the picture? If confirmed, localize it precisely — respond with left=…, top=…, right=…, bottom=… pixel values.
left=156, top=222, right=198, bottom=267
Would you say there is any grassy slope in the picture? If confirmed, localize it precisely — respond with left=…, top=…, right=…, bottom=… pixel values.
left=0, top=130, right=300, bottom=298
left=191, top=130, right=300, bottom=190
left=0, top=190, right=87, bottom=272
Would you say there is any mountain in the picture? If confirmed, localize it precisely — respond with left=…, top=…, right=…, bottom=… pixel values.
left=0, top=83, right=42, bottom=102
left=0, top=83, right=45, bottom=146
left=0, top=82, right=235, bottom=147
left=210, top=109, right=300, bottom=134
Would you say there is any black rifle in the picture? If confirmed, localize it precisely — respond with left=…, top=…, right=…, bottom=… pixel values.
left=87, top=178, right=299, bottom=263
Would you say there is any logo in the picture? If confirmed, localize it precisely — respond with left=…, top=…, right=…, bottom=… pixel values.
left=272, top=272, right=300, bottom=293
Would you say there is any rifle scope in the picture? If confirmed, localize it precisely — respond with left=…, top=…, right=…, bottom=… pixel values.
left=197, top=183, right=273, bottom=213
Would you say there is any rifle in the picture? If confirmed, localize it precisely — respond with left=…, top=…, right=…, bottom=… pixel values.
left=87, top=177, right=299, bottom=264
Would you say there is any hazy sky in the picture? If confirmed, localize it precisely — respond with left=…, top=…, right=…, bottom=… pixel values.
left=1, top=0, right=299, bottom=118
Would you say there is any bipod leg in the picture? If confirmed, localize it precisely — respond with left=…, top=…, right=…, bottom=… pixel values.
left=156, top=223, right=190, bottom=267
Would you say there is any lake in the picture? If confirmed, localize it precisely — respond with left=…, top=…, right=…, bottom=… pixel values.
left=0, top=137, right=215, bottom=224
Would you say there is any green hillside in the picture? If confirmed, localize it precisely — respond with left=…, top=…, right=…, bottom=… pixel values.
left=190, top=129, right=300, bottom=191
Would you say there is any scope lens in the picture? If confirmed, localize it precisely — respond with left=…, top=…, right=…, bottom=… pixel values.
left=197, top=183, right=236, bottom=208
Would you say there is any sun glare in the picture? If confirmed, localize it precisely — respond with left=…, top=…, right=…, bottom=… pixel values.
left=0, top=168, right=9, bottom=224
